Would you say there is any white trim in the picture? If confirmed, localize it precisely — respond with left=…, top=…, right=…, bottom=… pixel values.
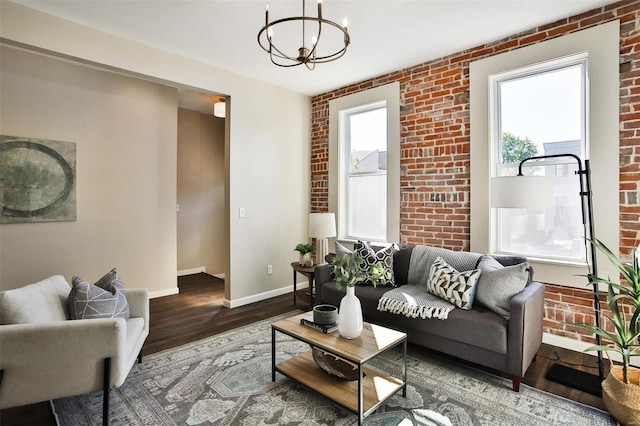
left=223, top=280, right=309, bottom=308
left=213, top=273, right=225, bottom=280
left=149, top=287, right=180, bottom=299
left=177, top=266, right=206, bottom=276
left=470, top=21, right=620, bottom=288
left=543, top=332, right=640, bottom=367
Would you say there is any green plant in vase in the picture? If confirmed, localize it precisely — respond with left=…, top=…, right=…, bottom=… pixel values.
left=294, top=243, right=313, bottom=266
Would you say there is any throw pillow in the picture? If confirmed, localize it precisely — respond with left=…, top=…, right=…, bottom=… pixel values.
left=426, top=257, right=481, bottom=310
left=68, top=268, right=130, bottom=320
left=0, top=275, right=71, bottom=324
left=353, top=240, right=397, bottom=287
left=475, top=255, right=530, bottom=319
left=335, top=241, right=352, bottom=257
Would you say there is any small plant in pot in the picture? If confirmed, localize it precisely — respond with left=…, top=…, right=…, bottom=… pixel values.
left=325, top=252, right=392, bottom=339
left=574, top=239, right=639, bottom=425
left=294, top=243, right=313, bottom=266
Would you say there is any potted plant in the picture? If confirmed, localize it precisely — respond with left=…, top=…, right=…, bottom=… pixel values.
left=294, top=243, right=313, bottom=266
left=575, top=239, right=639, bottom=425
left=325, top=252, right=392, bottom=338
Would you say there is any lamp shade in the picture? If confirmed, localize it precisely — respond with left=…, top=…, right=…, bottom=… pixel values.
left=309, top=213, right=336, bottom=238
left=490, top=175, right=554, bottom=209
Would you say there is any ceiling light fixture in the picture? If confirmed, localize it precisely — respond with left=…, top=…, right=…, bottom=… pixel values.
left=257, top=0, right=350, bottom=70
left=213, top=101, right=226, bottom=119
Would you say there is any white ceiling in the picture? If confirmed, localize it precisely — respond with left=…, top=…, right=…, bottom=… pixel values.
left=13, top=0, right=618, bottom=97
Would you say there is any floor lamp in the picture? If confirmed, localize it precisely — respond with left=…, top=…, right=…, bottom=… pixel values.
left=309, top=212, right=336, bottom=265
left=491, top=153, right=604, bottom=396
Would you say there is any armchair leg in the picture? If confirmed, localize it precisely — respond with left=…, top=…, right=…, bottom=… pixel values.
left=138, top=350, right=143, bottom=364
left=103, top=358, right=111, bottom=426
left=512, top=375, right=521, bottom=392
left=0, top=369, right=4, bottom=386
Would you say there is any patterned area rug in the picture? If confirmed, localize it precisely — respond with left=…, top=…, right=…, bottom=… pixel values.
left=52, top=312, right=615, bottom=425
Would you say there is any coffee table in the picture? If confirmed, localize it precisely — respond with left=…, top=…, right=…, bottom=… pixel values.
left=271, top=312, right=407, bottom=425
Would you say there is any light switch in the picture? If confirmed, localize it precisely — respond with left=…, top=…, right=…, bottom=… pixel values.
left=239, top=207, right=246, bottom=218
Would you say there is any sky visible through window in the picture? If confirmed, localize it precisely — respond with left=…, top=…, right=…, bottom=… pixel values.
left=349, top=107, right=387, bottom=152
left=500, top=65, right=582, bottom=153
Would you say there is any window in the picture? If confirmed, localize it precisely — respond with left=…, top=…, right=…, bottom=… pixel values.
left=469, top=21, right=619, bottom=288
left=328, top=83, right=400, bottom=244
left=492, top=59, right=588, bottom=264
left=342, top=103, right=387, bottom=241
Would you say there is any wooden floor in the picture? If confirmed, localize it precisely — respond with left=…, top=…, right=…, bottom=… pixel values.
left=1, top=273, right=607, bottom=425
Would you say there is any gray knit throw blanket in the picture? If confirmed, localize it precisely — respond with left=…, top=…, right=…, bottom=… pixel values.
left=377, top=245, right=481, bottom=320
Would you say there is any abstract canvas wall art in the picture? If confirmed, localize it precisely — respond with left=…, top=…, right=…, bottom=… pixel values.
left=0, top=135, right=77, bottom=223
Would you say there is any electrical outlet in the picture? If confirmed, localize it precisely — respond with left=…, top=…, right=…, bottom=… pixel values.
left=267, top=264, right=273, bottom=275
left=239, top=207, right=246, bottom=218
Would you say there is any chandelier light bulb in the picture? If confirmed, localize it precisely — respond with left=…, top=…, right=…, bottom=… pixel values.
left=342, top=18, right=348, bottom=29
left=312, top=35, right=317, bottom=45
left=267, top=27, right=273, bottom=38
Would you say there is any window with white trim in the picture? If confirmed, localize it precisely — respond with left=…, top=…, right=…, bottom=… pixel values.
left=328, top=82, right=400, bottom=244
left=492, top=57, right=588, bottom=264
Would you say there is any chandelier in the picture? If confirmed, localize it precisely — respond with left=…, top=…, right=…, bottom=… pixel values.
left=257, top=0, right=350, bottom=70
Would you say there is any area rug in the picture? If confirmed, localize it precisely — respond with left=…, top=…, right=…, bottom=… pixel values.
left=52, top=312, right=615, bottom=425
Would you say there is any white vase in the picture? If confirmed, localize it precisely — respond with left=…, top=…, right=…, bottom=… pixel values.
left=300, top=252, right=311, bottom=266
left=338, top=286, right=363, bottom=339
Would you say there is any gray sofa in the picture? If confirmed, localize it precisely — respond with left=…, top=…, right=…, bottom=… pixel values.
left=316, top=245, right=545, bottom=391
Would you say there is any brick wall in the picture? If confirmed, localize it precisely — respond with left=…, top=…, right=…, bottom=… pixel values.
left=310, top=0, right=640, bottom=342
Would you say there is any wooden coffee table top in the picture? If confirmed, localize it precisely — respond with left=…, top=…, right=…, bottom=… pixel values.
left=272, top=311, right=407, bottom=364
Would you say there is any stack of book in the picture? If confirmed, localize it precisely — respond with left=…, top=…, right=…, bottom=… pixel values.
left=300, top=315, right=338, bottom=333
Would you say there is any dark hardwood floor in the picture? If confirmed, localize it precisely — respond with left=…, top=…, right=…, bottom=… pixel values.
left=1, top=273, right=607, bottom=425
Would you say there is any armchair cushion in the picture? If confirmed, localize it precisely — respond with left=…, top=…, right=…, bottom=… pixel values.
left=69, top=268, right=130, bottom=320
left=0, top=275, right=70, bottom=324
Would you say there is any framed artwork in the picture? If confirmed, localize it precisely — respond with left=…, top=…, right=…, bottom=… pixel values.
left=0, top=135, right=77, bottom=224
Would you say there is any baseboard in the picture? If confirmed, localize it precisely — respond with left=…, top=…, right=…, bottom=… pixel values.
left=543, top=332, right=640, bottom=367
left=150, top=287, right=180, bottom=299
left=213, top=273, right=225, bottom=280
left=177, top=266, right=206, bottom=276
left=223, top=280, right=308, bottom=309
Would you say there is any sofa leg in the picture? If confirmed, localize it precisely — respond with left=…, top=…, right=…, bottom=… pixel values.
left=532, top=354, right=537, bottom=363
left=138, top=350, right=143, bottom=364
left=512, top=375, right=521, bottom=392
left=103, top=358, right=111, bottom=426
left=0, top=369, right=3, bottom=387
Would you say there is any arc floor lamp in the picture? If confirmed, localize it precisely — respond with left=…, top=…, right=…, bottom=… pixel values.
left=491, top=153, right=604, bottom=395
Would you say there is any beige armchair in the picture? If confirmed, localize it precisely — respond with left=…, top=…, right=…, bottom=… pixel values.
left=0, top=275, right=149, bottom=426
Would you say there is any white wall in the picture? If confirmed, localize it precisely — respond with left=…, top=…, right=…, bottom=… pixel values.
left=0, top=2, right=311, bottom=305
left=0, top=45, right=178, bottom=293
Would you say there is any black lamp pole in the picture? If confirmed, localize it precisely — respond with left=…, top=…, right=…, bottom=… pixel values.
left=517, top=153, right=604, bottom=392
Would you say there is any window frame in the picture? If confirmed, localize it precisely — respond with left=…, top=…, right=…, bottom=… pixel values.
left=470, top=21, right=619, bottom=288
left=490, top=56, right=589, bottom=265
left=329, top=82, right=400, bottom=244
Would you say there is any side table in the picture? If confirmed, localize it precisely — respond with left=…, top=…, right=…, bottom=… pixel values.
left=291, top=262, right=315, bottom=309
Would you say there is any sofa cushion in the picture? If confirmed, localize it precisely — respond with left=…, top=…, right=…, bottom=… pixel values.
left=0, top=275, right=70, bottom=324
left=354, top=240, right=397, bottom=287
left=426, top=257, right=481, bottom=310
left=392, top=246, right=414, bottom=286
left=68, top=268, right=130, bottom=320
left=475, top=256, right=530, bottom=319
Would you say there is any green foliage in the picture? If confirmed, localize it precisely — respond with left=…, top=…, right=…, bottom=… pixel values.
left=325, top=252, right=392, bottom=290
left=573, top=239, right=640, bottom=384
left=294, top=243, right=313, bottom=255
left=501, top=132, right=538, bottom=164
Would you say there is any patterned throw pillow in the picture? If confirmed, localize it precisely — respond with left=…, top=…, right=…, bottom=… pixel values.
left=68, top=268, right=130, bottom=320
left=426, top=257, right=481, bottom=310
left=353, top=240, right=397, bottom=287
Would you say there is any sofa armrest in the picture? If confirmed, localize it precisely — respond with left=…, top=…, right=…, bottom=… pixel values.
left=0, top=318, right=127, bottom=408
left=126, top=288, right=149, bottom=331
left=507, top=281, right=545, bottom=376
left=314, top=264, right=334, bottom=302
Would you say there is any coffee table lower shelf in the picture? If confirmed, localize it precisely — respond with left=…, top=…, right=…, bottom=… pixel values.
left=275, top=350, right=405, bottom=417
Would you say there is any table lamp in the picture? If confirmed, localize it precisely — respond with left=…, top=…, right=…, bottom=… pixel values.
left=309, top=212, right=336, bottom=265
